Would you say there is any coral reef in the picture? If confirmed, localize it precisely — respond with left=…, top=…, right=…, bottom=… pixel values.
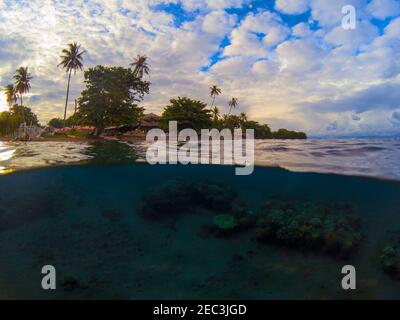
left=139, top=180, right=241, bottom=219
left=213, top=214, right=237, bottom=230
left=254, top=201, right=362, bottom=258
left=380, top=237, right=400, bottom=277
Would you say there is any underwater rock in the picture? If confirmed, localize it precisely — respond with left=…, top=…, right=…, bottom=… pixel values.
left=193, top=182, right=237, bottom=211
left=139, top=180, right=241, bottom=219
left=0, top=194, right=63, bottom=232
left=254, top=200, right=362, bottom=258
left=59, top=274, right=89, bottom=291
left=139, top=180, right=194, bottom=218
left=380, top=237, right=400, bottom=277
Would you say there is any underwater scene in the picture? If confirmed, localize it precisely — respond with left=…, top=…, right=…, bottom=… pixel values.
left=1, top=140, right=400, bottom=299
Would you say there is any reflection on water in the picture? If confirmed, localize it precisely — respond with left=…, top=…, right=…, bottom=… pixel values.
left=254, top=139, right=400, bottom=180
left=1, top=138, right=400, bottom=180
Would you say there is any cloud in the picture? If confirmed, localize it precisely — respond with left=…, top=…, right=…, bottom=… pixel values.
left=275, top=0, right=310, bottom=15
left=367, top=0, right=400, bottom=20
left=202, top=10, right=237, bottom=36
left=223, top=11, right=289, bottom=57
left=303, top=82, right=400, bottom=114
left=0, top=0, right=399, bottom=136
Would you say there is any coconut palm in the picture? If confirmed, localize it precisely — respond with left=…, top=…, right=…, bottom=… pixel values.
left=131, top=54, right=150, bottom=78
left=228, top=97, right=238, bottom=114
left=58, top=42, right=85, bottom=125
left=210, top=85, right=222, bottom=108
left=211, top=106, right=220, bottom=124
left=14, top=67, right=32, bottom=106
left=4, top=84, right=18, bottom=109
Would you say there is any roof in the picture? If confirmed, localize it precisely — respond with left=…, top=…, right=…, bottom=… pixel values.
left=141, top=113, right=161, bottom=127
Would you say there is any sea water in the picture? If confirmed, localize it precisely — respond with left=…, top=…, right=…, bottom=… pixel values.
left=0, top=140, right=399, bottom=299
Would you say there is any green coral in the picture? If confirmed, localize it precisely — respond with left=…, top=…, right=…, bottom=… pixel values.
left=213, top=214, right=237, bottom=230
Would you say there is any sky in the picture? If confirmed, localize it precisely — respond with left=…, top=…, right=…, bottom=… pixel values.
left=0, top=0, right=399, bottom=137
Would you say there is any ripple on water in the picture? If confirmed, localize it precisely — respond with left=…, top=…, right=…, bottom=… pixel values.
left=1, top=139, right=400, bottom=181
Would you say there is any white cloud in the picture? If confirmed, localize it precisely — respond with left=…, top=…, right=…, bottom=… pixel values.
left=202, top=11, right=237, bottom=36
left=367, top=0, right=400, bottom=20
left=223, top=11, right=289, bottom=56
left=275, top=0, right=310, bottom=15
left=0, top=1, right=399, bottom=136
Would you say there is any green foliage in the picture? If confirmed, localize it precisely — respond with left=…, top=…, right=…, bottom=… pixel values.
left=10, top=105, right=39, bottom=125
left=49, top=114, right=82, bottom=128
left=215, top=114, right=306, bottom=139
left=0, top=105, right=39, bottom=136
left=255, top=201, right=361, bottom=258
left=58, top=42, right=85, bottom=73
left=213, top=214, right=237, bottom=230
left=77, top=65, right=149, bottom=136
left=244, top=121, right=273, bottom=139
left=272, top=128, right=307, bottom=139
left=160, top=97, right=213, bottom=132
left=14, top=66, right=32, bottom=105
left=0, top=111, right=19, bottom=136
left=48, top=118, right=64, bottom=128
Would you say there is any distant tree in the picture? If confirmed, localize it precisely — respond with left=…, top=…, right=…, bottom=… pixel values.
left=10, top=104, right=39, bottom=126
left=228, top=97, right=238, bottom=114
left=242, top=120, right=272, bottom=139
left=0, top=104, right=39, bottom=136
left=58, top=42, right=86, bottom=125
left=48, top=118, right=64, bottom=129
left=210, top=85, right=222, bottom=108
left=211, top=106, right=220, bottom=125
left=3, top=84, right=18, bottom=109
left=130, top=55, right=150, bottom=78
left=0, top=111, right=19, bottom=136
left=14, top=67, right=32, bottom=106
left=272, top=128, right=307, bottom=139
left=77, top=65, right=149, bottom=136
left=219, top=114, right=241, bottom=131
left=160, top=97, right=213, bottom=132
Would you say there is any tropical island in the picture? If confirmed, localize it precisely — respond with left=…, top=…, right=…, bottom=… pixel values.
left=0, top=43, right=307, bottom=142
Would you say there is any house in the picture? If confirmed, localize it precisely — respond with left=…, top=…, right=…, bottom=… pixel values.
left=14, top=123, right=43, bottom=140
left=140, top=113, right=160, bottom=132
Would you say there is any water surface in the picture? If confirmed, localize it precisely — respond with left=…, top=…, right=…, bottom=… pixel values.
left=1, top=139, right=399, bottom=180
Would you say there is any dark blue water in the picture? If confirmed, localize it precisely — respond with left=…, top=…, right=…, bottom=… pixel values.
left=1, top=163, right=400, bottom=299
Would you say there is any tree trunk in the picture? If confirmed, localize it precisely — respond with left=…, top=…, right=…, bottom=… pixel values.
left=63, top=69, right=72, bottom=127
left=211, top=96, right=216, bottom=108
left=20, top=95, right=23, bottom=106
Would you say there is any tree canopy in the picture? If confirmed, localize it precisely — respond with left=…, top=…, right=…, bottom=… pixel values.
left=0, top=105, right=39, bottom=136
left=160, top=97, right=213, bottom=132
left=76, top=65, right=150, bottom=136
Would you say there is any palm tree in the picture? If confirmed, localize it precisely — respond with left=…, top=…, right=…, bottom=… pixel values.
left=131, top=54, right=150, bottom=78
left=211, top=106, right=220, bottom=124
left=228, top=97, right=238, bottom=114
left=58, top=42, right=85, bottom=125
left=14, top=67, right=32, bottom=106
left=210, top=85, right=222, bottom=108
left=4, top=84, right=18, bottom=109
